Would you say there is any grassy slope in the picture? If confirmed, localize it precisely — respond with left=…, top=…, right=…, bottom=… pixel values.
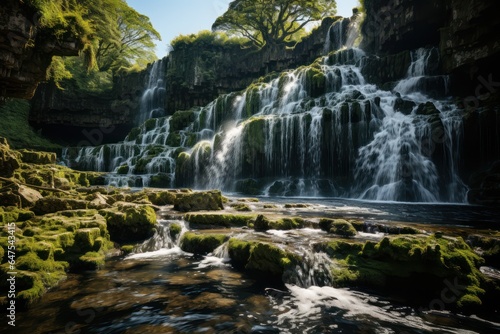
left=0, top=99, right=61, bottom=150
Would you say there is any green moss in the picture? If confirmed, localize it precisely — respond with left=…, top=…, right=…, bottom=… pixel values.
left=170, top=110, right=196, bottom=131
left=117, top=164, right=130, bottom=175
left=320, top=219, right=357, bottom=237
left=254, top=215, right=304, bottom=231
left=174, top=190, right=224, bottom=212
left=184, top=213, right=254, bottom=229
left=0, top=99, right=60, bottom=150
left=100, top=205, right=157, bottom=242
left=318, top=235, right=487, bottom=310
left=230, top=203, right=252, bottom=211
left=120, top=245, right=135, bottom=255
left=147, top=190, right=177, bottom=205
left=227, top=238, right=255, bottom=270
left=169, top=223, right=182, bottom=240
left=246, top=242, right=298, bottom=278
left=180, top=232, right=228, bottom=255
left=78, top=251, right=105, bottom=270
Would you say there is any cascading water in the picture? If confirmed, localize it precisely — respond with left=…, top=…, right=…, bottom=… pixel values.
left=137, top=58, right=167, bottom=125
left=70, top=22, right=467, bottom=202
left=127, top=220, right=187, bottom=258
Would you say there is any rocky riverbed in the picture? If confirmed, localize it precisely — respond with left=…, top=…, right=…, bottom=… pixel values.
left=1, top=137, right=499, bottom=322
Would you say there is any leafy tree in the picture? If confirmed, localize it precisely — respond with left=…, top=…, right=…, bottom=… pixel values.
left=31, top=0, right=161, bottom=91
left=212, top=0, right=337, bottom=48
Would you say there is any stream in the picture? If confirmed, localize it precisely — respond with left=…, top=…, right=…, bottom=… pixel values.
left=11, top=199, right=500, bottom=334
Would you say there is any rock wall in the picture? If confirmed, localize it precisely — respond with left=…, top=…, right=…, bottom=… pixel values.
left=0, top=0, right=80, bottom=101
left=29, top=15, right=349, bottom=139
left=29, top=63, right=154, bottom=145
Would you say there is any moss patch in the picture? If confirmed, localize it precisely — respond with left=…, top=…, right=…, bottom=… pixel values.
left=316, top=235, right=486, bottom=312
left=184, top=213, right=255, bottom=229
left=180, top=232, right=228, bottom=255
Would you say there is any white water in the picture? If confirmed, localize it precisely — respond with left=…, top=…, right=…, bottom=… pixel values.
left=72, top=36, right=466, bottom=202
left=126, top=220, right=187, bottom=259
left=137, top=58, right=167, bottom=125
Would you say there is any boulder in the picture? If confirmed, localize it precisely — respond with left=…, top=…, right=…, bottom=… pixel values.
left=0, top=137, right=21, bottom=177
left=100, top=204, right=157, bottom=242
left=15, top=185, right=43, bottom=208
left=18, top=149, right=57, bottom=165
left=32, top=197, right=88, bottom=215
left=173, top=190, right=224, bottom=212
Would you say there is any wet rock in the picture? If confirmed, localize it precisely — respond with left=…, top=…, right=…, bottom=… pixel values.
left=174, top=190, right=224, bottom=212
left=184, top=213, right=254, bottom=229
left=321, top=235, right=486, bottom=313
left=394, top=98, right=416, bottom=115
left=33, top=197, right=88, bottom=215
left=99, top=204, right=157, bottom=242
left=0, top=137, right=21, bottom=177
left=254, top=214, right=305, bottom=231
left=18, top=149, right=56, bottom=165
left=180, top=232, right=228, bottom=255
left=468, top=161, right=500, bottom=206
left=319, top=218, right=357, bottom=237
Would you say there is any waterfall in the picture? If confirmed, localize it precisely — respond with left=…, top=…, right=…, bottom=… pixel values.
left=283, top=249, right=335, bottom=288
left=323, top=15, right=362, bottom=55
left=127, top=220, right=187, bottom=259
left=69, top=28, right=467, bottom=202
left=137, top=58, right=167, bottom=125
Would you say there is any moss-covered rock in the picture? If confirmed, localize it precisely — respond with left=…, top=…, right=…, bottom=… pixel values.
left=32, top=197, right=88, bottom=215
left=230, top=203, right=252, bottom=212
left=18, top=149, right=56, bottom=165
left=174, top=190, right=224, bottom=212
left=100, top=204, right=157, bottom=242
left=319, top=218, right=357, bottom=237
left=0, top=137, right=21, bottom=177
left=180, top=232, right=228, bottom=255
left=184, top=213, right=255, bottom=229
left=245, top=242, right=299, bottom=279
left=0, top=208, right=114, bottom=307
left=254, top=214, right=305, bottom=231
left=317, top=235, right=486, bottom=312
left=169, top=223, right=182, bottom=240
left=146, top=190, right=177, bottom=206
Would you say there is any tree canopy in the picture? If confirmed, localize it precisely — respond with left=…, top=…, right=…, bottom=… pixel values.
left=29, top=0, right=161, bottom=91
left=212, top=0, right=337, bottom=48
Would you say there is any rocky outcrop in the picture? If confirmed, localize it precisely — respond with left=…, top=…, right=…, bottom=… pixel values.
left=361, top=0, right=500, bottom=95
left=29, top=65, right=153, bottom=145
left=0, top=0, right=80, bottom=101
left=29, top=15, right=352, bottom=141
left=0, top=136, right=21, bottom=177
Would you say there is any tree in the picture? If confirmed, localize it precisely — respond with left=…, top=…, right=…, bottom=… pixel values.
left=90, top=0, right=160, bottom=73
left=212, top=0, right=337, bottom=48
left=38, top=0, right=161, bottom=91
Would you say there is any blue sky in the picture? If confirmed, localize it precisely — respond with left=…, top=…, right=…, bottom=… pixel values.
left=127, top=0, right=359, bottom=57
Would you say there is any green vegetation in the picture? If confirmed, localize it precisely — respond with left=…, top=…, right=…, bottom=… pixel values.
left=212, top=0, right=337, bottom=48
left=317, top=235, right=487, bottom=313
left=319, top=218, right=357, bottom=237
left=227, top=239, right=299, bottom=279
left=180, top=232, right=228, bottom=255
left=0, top=100, right=60, bottom=150
left=170, top=30, right=248, bottom=50
left=254, top=214, right=305, bottom=231
left=0, top=210, right=113, bottom=306
left=184, top=213, right=255, bottom=228
left=30, top=0, right=161, bottom=92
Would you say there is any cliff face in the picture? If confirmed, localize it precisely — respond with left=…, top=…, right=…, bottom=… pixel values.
left=29, top=16, right=348, bottom=138
left=0, top=0, right=80, bottom=101
left=29, top=64, right=152, bottom=145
